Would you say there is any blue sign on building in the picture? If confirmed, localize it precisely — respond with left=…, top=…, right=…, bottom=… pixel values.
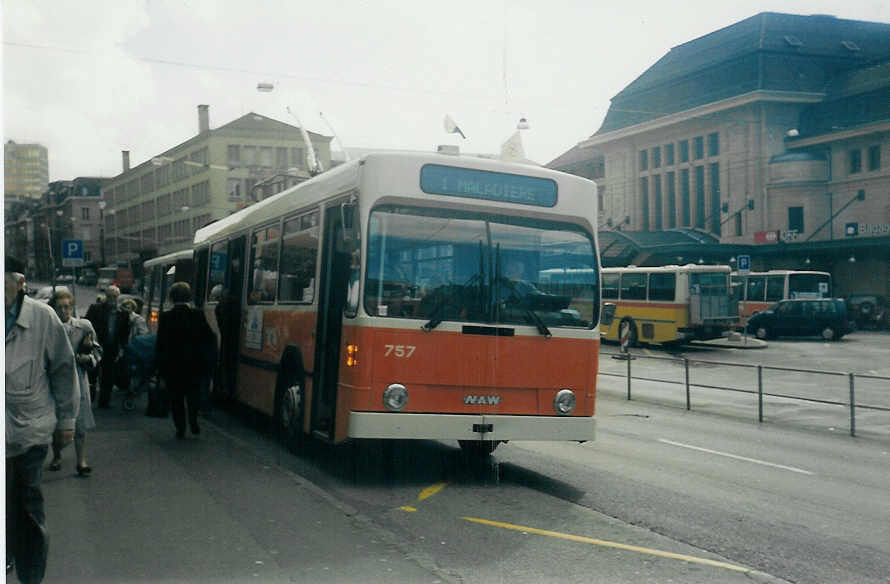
left=737, top=254, right=751, bottom=273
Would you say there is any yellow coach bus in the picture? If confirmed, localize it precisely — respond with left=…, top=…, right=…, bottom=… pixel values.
left=600, top=264, right=737, bottom=345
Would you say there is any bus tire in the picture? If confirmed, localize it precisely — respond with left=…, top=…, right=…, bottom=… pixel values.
left=458, top=440, right=500, bottom=458
left=275, top=350, right=305, bottom=453
left=619, top=317, right=639, bottom=347
left=821, top=326, right=838, bottom=341
left=755, top=326, right=770, bottom=340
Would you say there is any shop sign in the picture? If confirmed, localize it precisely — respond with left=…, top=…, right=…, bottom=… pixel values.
left=754, top=230, right=779, bottom=244
left=754, top=229, right=800, bottom=243
left=846, top=222, right=890, bottom=237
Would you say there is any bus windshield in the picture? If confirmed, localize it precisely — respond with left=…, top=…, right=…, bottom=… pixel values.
left=365, top=205, right=598, bottom=328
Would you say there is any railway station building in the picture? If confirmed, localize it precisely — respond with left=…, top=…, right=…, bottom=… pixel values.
left=550, top=12, right=890, bottom=297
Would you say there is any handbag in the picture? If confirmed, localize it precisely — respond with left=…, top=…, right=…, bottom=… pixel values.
left=77, top=332, right=99, bottom=374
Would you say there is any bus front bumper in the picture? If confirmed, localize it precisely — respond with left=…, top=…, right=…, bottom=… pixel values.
left=348, top=412, right=595, bottom=442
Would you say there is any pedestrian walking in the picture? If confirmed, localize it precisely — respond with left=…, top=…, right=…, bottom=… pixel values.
left=156, top=282, right=214, bottom=439
left=6, top=256, right=79, bottom=583
left=47, top=289, right=102, bottom=477
left=120, top=298, right=148, bottom=344
left=85, top=285, right=129, bottom=408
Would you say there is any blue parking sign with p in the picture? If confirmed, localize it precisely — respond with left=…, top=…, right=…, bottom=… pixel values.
left=61, top=239, right=84, bottom=267
left=737, top=254, right=751, bottom=272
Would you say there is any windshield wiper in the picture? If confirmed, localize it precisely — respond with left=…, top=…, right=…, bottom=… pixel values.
left=421, top=292, right=449, bottom=332
left=525, top=308, right=552, bottom=338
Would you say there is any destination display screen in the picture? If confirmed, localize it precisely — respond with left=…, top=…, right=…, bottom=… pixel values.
left=420, top=164, right=557, bottom=207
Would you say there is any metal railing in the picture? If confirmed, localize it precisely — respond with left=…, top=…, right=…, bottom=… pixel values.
left=600, top=349, right=890, bottom=437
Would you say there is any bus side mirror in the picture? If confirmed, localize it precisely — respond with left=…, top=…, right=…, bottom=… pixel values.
left=340, top=201, right=358, bottom=244
left=601, top=302, right=617, bottom=326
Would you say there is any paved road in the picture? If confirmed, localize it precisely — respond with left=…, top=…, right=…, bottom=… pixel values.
left=598, top=333, right=890, bottom=438
left=41, top=391, right=791, bottom=584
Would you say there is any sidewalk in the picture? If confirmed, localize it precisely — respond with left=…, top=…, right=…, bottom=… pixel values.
left=39, top=402, right=446, bottom=584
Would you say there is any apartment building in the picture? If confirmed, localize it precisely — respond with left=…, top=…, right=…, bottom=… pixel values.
left=103, top=105, right=330, bottom=266
left=4, top=140, right=49, bottom=206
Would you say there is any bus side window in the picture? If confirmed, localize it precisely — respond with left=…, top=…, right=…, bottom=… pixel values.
left=747, top=276, right=765, bottom=302
left=765, top=276, right=784, bottom=302
left=208, top=241, right=228, bottom=302
left=648, top=273, right=676, bottom=301
left=279, top=211, right=319, bottom=303
left=248, top=223, right=281, bottom=304
left=620, top=273, right=647, bottom=300
left=602, top=274, right=619, bottom=299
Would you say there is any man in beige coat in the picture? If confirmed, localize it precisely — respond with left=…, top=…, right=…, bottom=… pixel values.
left=5, top=257, right=78, bottom=583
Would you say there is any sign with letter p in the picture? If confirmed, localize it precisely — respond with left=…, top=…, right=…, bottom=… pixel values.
left=61, top=239, right=85, bottom=267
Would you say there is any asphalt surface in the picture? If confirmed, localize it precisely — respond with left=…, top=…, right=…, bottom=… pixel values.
left=40, top=401, right=447, bottom=584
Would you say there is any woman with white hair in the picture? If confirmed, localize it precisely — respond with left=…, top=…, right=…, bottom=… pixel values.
left=48, top=289, right=102, bottom=476
left=120, top=298, right=148, bottom=344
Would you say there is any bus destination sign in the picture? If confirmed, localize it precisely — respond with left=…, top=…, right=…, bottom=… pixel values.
left=420, top=164, right=557, bottom=207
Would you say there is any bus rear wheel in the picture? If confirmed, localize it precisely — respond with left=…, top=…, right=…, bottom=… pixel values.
left=458, top=440, right=500, bottom=458
left=275, top=373, right=304, bottom=453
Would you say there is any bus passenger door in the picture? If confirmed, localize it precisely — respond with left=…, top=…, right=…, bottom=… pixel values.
left=223, top=236, right=246, bottom=400
left=311, top=205, right=351, bottom=440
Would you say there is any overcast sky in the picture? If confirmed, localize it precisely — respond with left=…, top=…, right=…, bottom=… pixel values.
left=4, top=0, right=890, bottom=182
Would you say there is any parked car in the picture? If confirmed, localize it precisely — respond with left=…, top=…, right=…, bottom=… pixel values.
left=78, top=270, right=98, bottom=286
left=746, top=298, right=849, bottom=341
left=56, top=273, right=75, bottom=284
left=844, top=294, right=888, bottom=330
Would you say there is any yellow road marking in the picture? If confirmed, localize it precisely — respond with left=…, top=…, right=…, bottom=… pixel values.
left=644, top=348, right=654, bottom=356
left=462, top=516, right=750, bottom=573
left=398, top=482, right=448, bottom=512
left=417, top=482, right=447, bottom=501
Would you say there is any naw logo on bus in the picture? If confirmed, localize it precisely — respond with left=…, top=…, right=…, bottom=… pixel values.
left=463, top=395, right=502, bottom=405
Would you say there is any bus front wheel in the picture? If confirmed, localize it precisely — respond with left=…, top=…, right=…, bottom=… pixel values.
left=275, top=371, right=305, bottom=453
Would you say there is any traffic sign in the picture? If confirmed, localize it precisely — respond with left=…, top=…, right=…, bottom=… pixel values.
left=61, top=239, right=85, bottom=267
left=737, top=254, right=751, bottom=273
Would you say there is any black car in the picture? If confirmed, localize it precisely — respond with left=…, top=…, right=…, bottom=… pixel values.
left=746, top=298, right=848, bottom=341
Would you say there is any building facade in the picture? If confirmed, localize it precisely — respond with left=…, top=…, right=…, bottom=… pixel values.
left=551, top=13, right=890, bottom=297
left=102, top=105, right=329, bottom=267
left=4, top=177, right=106, bottom=280
left=4, top=140, right=49, bottom=204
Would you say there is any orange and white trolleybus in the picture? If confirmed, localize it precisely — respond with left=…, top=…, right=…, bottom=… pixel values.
left=191, top=152, right=601, bottom=456
left=731, top=270, right=832, bottom=319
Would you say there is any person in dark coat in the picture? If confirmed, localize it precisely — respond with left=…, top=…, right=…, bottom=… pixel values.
left=84, top=286, right=130, bottom=408
left=156, top=282, right=214, bottom=439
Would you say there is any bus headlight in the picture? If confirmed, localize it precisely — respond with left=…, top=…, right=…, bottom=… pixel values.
left=383, top=383, right=408, bottom=411
left=553, top=389, right=576, bottom=415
